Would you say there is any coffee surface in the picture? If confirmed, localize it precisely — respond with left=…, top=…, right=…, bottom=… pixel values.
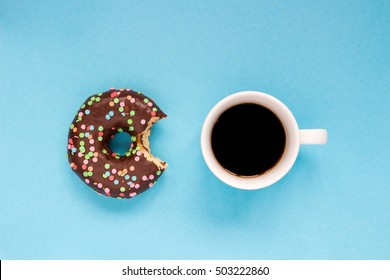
left=211, top=103, right=286, bottom=176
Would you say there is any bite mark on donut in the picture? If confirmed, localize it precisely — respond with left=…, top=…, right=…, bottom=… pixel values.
left=140, top=116, right=167, bottom=170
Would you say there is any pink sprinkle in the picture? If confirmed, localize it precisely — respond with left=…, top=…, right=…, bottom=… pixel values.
left=89, top=146, right=95, bottom=152
left=130, top=192, right=137, bottom=197
left=81, top=124, right=86, bottom=129
left=112, top=169, right=117, bottom=174
left=119, top=193, right=125, bottom=197
left=149, top=175, right=154, bottom=180
left=78, top=152, right=83, bottom=157
left=67, top=144, right=71, bottom=149
left=130, top=183, right=135, bottom=188
left=140, top=119, right=146, bottom=125
left=120, top=102, right=125, bottom=107
left=142, top=175, right=147, bottom=181
left=136, top=151, right=142, bottom=156
left=78, top=112, right=83, bottom=117
left=134, top=156, right=140, bottom=162
left=89, top=139, right=94, bottom=144
left=130, top=166, right=135, bottom=171
left=130, top=98, right=135, bottom=103
left=104, top=188, right=110, bottom=193
left=148, top=102, right=153, bottom=107
left=82, top=164, right=87, bottom=170
left=135, top=184, right=140, bottom=189
left=92, top=157, right=98, bottom=162
left=97, top=183, right=103, bottom=188
left=149, top=183, right=154, bottom=188
left=83, top=159, right=88, bottom=164
left=85, top=179, right=90, bottom=184
left=126, top=88, right=130, bottom=91
left=109, top=175, right=114, bottom=181
left=72, top=165, right=77, bottom=170
left=68, top=138, right=73, bottom=144
left=151, top=111, right=156, bottom=116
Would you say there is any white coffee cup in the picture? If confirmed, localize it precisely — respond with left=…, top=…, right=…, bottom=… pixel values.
left=201, top=91, right=327, bottom=190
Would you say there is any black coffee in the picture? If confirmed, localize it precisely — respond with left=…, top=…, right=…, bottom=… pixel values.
left=211, top=103, right=286, bottom=176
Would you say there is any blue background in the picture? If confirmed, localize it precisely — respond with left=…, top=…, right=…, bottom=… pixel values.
left=1, top=0, right=389, bottom=260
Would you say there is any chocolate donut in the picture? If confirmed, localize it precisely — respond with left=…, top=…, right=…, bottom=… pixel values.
left=67, top=88, right=167, bottom=199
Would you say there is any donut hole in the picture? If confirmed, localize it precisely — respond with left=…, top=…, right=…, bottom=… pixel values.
left=109, top=132, right=132, bottom=156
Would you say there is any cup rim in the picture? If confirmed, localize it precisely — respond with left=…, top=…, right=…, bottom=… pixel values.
left=200, top=91, right=300, bottom=190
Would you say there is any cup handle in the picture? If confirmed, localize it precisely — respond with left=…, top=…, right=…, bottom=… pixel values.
left=299, top=129, right=327, bottom=145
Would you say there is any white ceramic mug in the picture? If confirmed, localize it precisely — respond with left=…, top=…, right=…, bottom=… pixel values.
left=201, top=91, right=327, bottom=190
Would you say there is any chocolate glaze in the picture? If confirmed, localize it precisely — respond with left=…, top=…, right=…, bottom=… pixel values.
left=67, top=88, right=167, bottom=199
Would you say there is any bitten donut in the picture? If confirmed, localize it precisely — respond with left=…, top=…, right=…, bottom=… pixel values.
left=67, top=88, right=167, bottom=199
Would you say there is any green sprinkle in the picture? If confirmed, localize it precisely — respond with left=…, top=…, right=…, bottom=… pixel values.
left=119, top=107, right=124, bottom=112
left=95, top=97, right=101, bottom=102
left=104, top=163, right=110, bottom=169
left=81, top=104, right=86, bottom=109
left=120, top=187, right=125, bottom=192
left=144, top=98, right=149, bottom=103
left=135, top=145, right=140, bottom=151
left=129, top=126, right=134, bottom=131
left=98, top=93, right=103, bottom=96
left=152, top=107, right=157, bottom=112
left=91, top=97, right=96, bottom=101
left=127, top=119, right=133, bottom=124
left=83, top=172, right=88, bottom=177
left=114, top=98, right=119, bottom=103
left=87, top=171, right=93, bottom=176
left=79, top=141, right=85, bottom=146
left=79, top=132, right=84, bottom=138
left=87, top=101, right=93, bottom=105
left=156, top=170, right=161, bottom=175
left=85, top=155, right=90, bottom=159
left=70, top=124, right=74, bottom=129
left=98, top=126, right=104, bottom=131
left=115, top=155, right=120, bottom=159
left=118, top=128, right=123, bottom=132
left=132, top=149, right=137, bottom=154
left=130, top=110, right=135, bottom=116
left=98, top=136, right=103, bottom=141
left=131, top=136, right=136, bottom=141
left=102, top=149, right=107, bottom=154
left=88, top=152, right=93, bottom=157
